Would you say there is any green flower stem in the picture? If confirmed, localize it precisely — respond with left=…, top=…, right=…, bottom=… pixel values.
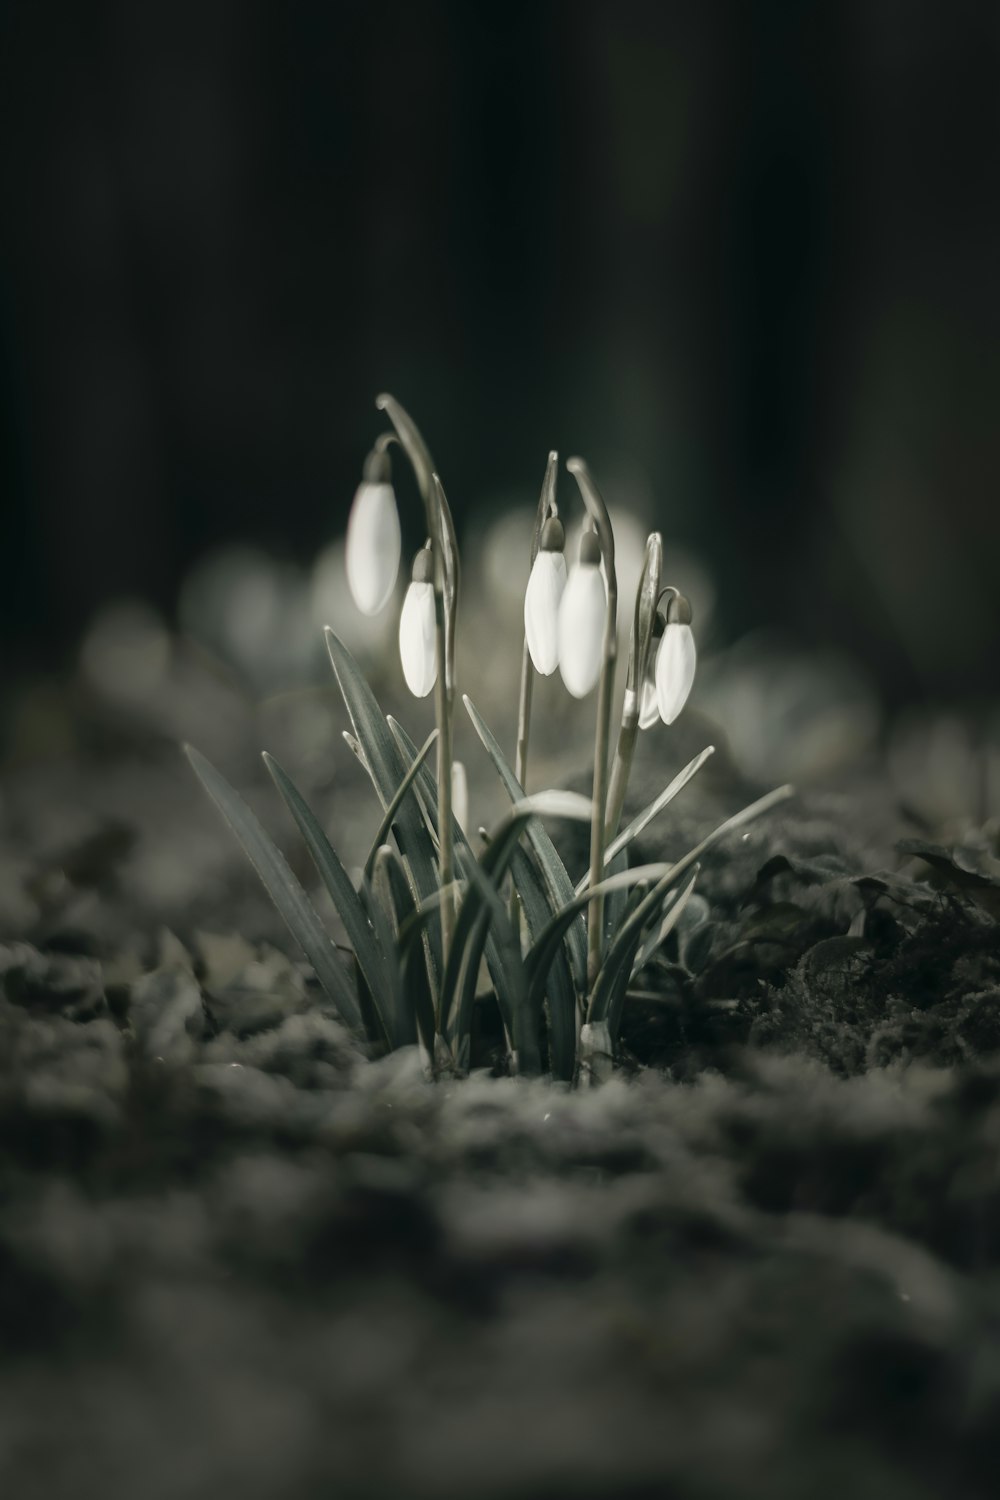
left=514, top=639, right=534, bottom=791
left=514, top=452, right=558, bottom=794
left=587, top=596, right=617, bottom=990
left=605, top=533, right=662, bottom=840
left=433, top=578, right=456, bottom=974
left=605, top=714, right=638, bottom=841
left=374, top=396, right=461, bottom=984
left=566, top=458, right=618, bottom=995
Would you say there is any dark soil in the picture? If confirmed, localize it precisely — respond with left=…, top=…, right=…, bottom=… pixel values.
left=2, top=652, right=999, bottom=1500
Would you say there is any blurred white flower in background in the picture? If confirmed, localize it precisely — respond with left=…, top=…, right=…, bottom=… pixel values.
left=345, top=479, right=401, bottom=615
left=80, top=600, right=171, bottom=705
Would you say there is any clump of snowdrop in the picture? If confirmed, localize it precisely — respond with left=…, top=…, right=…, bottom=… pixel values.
left=188, top=395, right=792, bottom=1088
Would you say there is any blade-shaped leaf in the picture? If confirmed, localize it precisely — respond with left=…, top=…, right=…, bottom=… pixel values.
left=325, top=628, right=444, bottom=988
left=389, top=715, right=519, bottom=1036
left=263, top=752, right=393, bottom=1016
left=589, top=868, right=699, bottom=1037
left=464, top=693, right=588, bottom=992
left=523, top=862, right=675, bottom=1019
left=184, top=744, right=362, bottom=1034
left=577, top=745, right=716, bottom=893
left=365, top=846, right=417, bottom=1048
left=632, top=872, right=700, bottom=974
left=440, top=792, right=592, bottom=1056
left=508, top=842, right=577, bottom=1081
left=363, top=727, right=439, bottom=879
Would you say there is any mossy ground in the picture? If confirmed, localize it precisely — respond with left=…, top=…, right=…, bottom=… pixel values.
left=1, top=661, right=998, bottom=1499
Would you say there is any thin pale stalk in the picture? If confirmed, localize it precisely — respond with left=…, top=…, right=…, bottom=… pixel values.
left=605, top=713, right=638, bottom=840
left=566, top=458, right=619, bottom=996
left=606, top=533, right=661, bottom=839
left=514, top=638, right=534, bottom=790
left=433, top=588, right=456, bottom=979
left=587, top=600, right=617, bottom=989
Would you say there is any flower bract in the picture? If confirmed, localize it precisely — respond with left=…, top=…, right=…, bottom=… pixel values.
left=654, top=621, right=696, bottom=724
left=346, top=481, right=401, bottom=615
left=451, top=759, right=469, bottom=834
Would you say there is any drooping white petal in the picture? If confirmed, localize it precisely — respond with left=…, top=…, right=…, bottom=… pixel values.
left=639, top=673, right=660, bottom=730
left=654, top=621, right=696, bottom=725
left=451, top=760, right=469, bottom=835
left=557, top=563, right=607, bottom=698
left=399, top=580, right=437, bottom=697
left=345, top=482, right=401, bottom=615
left=524, top=550, right=567, bottom=675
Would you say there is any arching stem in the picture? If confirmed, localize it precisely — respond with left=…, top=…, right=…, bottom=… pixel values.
left=566, top=458, right=617, bottom=995
left=605, top=533, right=663, bottom=838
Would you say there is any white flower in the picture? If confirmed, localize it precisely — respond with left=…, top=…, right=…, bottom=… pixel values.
left=557, top=537, right=607, bottom=698
left=654, top=621, right=696, bottom=724
left=399, top=549, right=438, bottom=697
left=345, top=480, right=401, bottom=615
left=524, top=548, right=567, bottom=675
left=451, top=760, right=469, bottom=835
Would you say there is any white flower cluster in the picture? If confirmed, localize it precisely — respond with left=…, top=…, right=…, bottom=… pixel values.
left=345, top=452, right=695, bottom=727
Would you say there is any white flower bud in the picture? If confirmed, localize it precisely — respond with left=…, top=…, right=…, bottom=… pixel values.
left=654, top=621, right=696, bottom=725
left=557, top=538, right=607, bottom=699
left=345, top=481, right=401, bottom=615
left=524, top=548, right=567, bottom=675
left=451, top=759, right=469, bottom=835
left=399, top=553, right=437, bottom=697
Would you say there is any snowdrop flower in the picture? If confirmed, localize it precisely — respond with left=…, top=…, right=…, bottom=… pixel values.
left=654, top=595, right=696, bottom=725
left=558, top=530, right=607, bottom=698
left=451, top=759, right=469, bottom=835
left=524, top=516, right=566, bottom=675
left=399, top=547, right=437, bottom=697
left=345, top=450, right=401, bottom=615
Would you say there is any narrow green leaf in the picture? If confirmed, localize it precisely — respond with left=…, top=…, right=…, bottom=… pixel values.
left=262, top=752, right=394, bottom=1019
left=375, top=846, right=437, bottom=1054
left=184, top=744, right=362, bottom=1034
left=522, top=862, right=675, bottom=1015
left=577, top=745, right=716, bottom=893
left=324, top=628, right=444, bottom=988
left=508, top=843, right=577, bottom=1081
left=652, top=784, right=796, bottom=895
left=463, top=693, right=588, bottom=992
left=589, top=868, right=699, bottom=1036
left=365, top=846, right=415, bottom=1047
left=631, top=870, right=699, bottom=974
left=388, top=715, right=519, bottom=1036
left=441, top=793, right=593, bottom=1060
left=363, top=727, right=439, bottom=879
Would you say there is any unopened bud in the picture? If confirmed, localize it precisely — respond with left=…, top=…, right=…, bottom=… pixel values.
left=399, top=549, right=437, bottom=697
left=345, top=460, right=401, bottom=615
left=557, top=535, right=607, bottom=698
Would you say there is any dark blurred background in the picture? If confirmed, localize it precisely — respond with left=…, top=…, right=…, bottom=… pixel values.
left=1, top=0, right=998, bottom=707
